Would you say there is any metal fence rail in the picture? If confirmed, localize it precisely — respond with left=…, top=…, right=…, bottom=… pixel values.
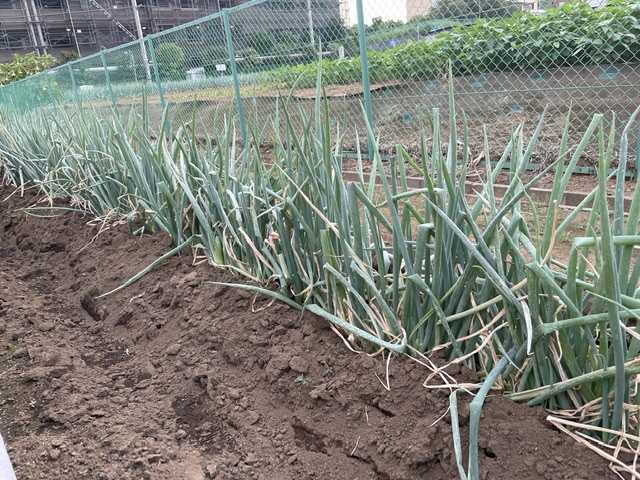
left=0, top=0, right=639, bottom=164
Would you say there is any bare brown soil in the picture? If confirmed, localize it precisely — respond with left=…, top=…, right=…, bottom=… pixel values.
left=0, top=187, right=617, bottom=480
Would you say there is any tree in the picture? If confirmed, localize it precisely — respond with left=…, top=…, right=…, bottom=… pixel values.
left=156, top=43, right=187, bottom=81
left=250, top=32, right=276, bottom=56
left=316, top=18, right=349, bottom=44
left=186, top=45, right=228, bottom=76
left=0, top=52, right=56, bottom=86
left=430, top=0, right=518, bottom=19
left=111, top=51, right=147, bottom=83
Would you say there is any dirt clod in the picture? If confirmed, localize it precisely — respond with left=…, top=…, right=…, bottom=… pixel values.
left=289, top=355, right=309, bottom=373
left=80, top=288, right=107, bottom=322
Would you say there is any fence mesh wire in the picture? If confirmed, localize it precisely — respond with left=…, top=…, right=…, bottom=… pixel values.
left=1, top=0, right=639, bottom=168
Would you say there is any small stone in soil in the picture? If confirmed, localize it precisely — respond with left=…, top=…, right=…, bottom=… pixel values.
left=35, top=318, right=55, bottom=332
left=12, top=347, right=29, bottom=359
left=309, top=384, right=330, bottom=401
left=245, top=411, right=260, bottom=425
left=205, top=463, right=218, bottom=478
left=179, top=271, right=199, bottom=287
left=138, top=362, right=156, bottom=381
left=227, top=388, right=242, bottom=400
left=51, top=438, right=64, bottom=448
left=9, top=331, right=24, bottom=341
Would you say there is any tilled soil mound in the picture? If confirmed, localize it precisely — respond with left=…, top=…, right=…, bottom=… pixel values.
left=0, top=188, right=615, bottom=480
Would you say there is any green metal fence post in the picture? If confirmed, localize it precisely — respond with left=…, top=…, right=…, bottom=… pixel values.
left=67, top=64, right=80, bottom=107
left=355, top=0, right=375, bottom=155
left=635, top=129, right=640, bottom=176
left=146, top=38, right=167, bottom=111
left=222, top=8, right=248, bottom=149
left=100, top=50, right=118, bottom=111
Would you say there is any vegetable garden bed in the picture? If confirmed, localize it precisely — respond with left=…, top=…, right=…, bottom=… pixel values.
left=3, top=77, right=640, bottom=478
left=0, top=187, right=617, bottom=480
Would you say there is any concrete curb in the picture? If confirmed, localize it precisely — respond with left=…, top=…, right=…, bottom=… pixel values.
left=342, top=171, right=633, bottom=211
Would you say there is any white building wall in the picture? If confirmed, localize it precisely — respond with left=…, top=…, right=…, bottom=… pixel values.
left=342, top=0, right=409, bottom=26
left=406, top=0, right=432, bottom=19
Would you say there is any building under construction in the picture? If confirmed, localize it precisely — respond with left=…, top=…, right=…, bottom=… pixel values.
left=0, top=0, right=278, bottom=61
left=0, top=0, right=349, bottom=61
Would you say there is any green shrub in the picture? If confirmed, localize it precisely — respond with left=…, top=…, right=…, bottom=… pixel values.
left=111, top=51, right=148, bottom=83
left=156, top=42, right=186, bottom=81
left=366, top=18, right=461, bottom=50
left=58, top=50, right=79, bottom=64
left=0, top=52, right=56, bottom=86
left=250, top=31, right=277, bottom=56
left=270, top=0, right=640, bottom=88
left=185, top=45, right=228, bottom=76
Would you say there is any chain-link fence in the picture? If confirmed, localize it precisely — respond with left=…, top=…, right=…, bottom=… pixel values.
left=1, top=0, right=639, bottom=169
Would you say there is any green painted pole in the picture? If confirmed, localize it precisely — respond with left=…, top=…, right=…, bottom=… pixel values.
left=222, top=8, right=248, bottom=150
left=7, top=85, right=17, bottom=113
left=100, top=50, right=118, bottom=111
left=146, top=38, right=167, bottom=111
left=36, top=72, right=54, bottom=107
left=635, top=129, right=640, bottom=178
left=67, top=64, right=80, bottom=107
left=355, top=0, right=375, bottom=155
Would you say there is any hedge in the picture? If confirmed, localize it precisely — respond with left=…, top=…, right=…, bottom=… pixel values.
left=270, top=0, right=640, bottom=88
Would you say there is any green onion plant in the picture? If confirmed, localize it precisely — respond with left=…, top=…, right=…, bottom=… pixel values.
left=1, top=75, right=639, bottom=480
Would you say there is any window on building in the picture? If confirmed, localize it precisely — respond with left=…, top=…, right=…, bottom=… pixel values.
left=110, top=29, right=133, bottom=45
left=138, top=0, right=168, bottom=6
left=36, top=0, right=64, bottom=7
left=74, top=26, right=96, bottom=44
left=0, top=0, right=17, bottom=9
left=44, top=28, right=73, bottom=46
left=267, top=0, right=305, bottom=10
left=180, top=0, right=196, bottom=8
left=3, top=29, right=32, bottom=48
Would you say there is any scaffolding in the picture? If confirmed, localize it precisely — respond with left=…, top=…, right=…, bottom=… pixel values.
left=0, top=0, right=230, bottom=60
